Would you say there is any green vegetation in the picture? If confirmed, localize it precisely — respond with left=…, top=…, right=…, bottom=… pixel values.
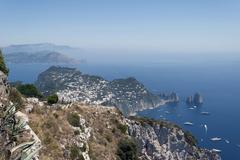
left=67, top=112, right=80, bottom=127
left=117, top=123, right=128, bottom=134
left=74, top=130, right=80, bottom=135
left=0, top=103, right=41, bottom=159
left=117, top=138, right=138, bottom=160
left=70, top=145, right=84, bottom=160
left=9, top=87, right=24, bottom=109
left=47, top=94, right=58, bottom=105
left=17, top=84, right=42, bottom=98
left=184, top=131, right=198, bottom=146
left=0, top=49, right=9, bottom=75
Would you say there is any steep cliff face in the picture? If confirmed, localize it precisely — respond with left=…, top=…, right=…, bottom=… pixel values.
left=186, top=93, right=204, bottom=106
left=35, top=66, right=178, bottom=116
left=25, top=101, right=221, bottom=160
left=0, top=56, right=41, bottom=160
left=127, top=117, right=221, bottom=160
left=0, top=70, right=9, bottom=103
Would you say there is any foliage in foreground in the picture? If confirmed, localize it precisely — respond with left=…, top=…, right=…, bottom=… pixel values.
left=9, top=87, right=24, bottom=108
left=117, top=138, right=138, bottom=160
left=47, top=94, right=59, bottom=104
left=0, top=49, right=9, bottom=75
left=67, top=112, right=80, bottom=127
left=17, top=83, right=43, bottom=98
left=0, top=103, right=41, bottom=159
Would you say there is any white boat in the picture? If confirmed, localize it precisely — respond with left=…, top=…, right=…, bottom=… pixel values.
left=225, top=140, right=230, bottom=144
left=159, top=115, right=164, bottom=118
left=188, top=107, right=194, bottom=110
left=212, top=149, right=221, bottom=153
left=184, top=122, right=194, bottom=126
left=211, top=137, right=222, bottom=141
left=193, top=105, right=197, bottom=108
left=165, top=111, right=170, bottom=114
left=201, top=112, right=210, bottom=115
left=204, top=124, right=208, bottom=133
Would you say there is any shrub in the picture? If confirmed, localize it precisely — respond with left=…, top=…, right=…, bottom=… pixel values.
left=184, top=131, right=198, bottom=146
left=43, top=133, right=53, bottom=145
left=105, top=134, right=112, bottom=142
left=0, top=49, right=9, bottom=75
left=17, top=84, right=42, bottom=98
left=74, top=130, right=80, bottom=135
left=67, top=113, right=80, bottom=127
left=117, top=138, right=138, bottom=160
left=117, top=123, right=128, bottom=134
left=9, top=87, right=23, bottom=108
left=70, top=145, right=84, bottom=160
left=80, top=143, right=87, bottom=152
left=47, top=94, right=59, bottom=105
left=53, top=112, right=59, bottom=119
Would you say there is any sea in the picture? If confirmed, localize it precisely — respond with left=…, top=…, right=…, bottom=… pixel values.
left=7, top=55, right=240, bottom=159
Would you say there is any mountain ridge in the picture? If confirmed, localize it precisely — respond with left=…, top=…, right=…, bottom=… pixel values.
left=35, top=66, right=179, bottom=116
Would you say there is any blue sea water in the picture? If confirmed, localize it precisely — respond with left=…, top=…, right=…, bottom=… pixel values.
left=7, top=58, right=240, bottom=159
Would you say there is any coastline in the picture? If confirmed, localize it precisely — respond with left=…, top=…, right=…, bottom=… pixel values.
left=128, top=99, right=175, bottom=116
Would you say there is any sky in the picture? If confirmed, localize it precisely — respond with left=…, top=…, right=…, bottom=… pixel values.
left=0, top=0, right=240, bottom=52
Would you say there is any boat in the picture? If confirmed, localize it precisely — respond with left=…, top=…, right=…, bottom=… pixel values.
left=225, top=140, right=230, bottom=144
left=159, top=115, right=164, bottom=118
left=204, top=124, right=208, bottom=133
left=184, top=122, right=194, bottom=126
left=188, top=107, right=194, bottom=110
left=212, top=149, right=221, bottom=153
left=211, top=137, right=222, bottom=141
left=201, top=112, right=210, bottom=115
left=193, top=105, right=197, bottom=108
left=165, top=111, right=170, bottom=114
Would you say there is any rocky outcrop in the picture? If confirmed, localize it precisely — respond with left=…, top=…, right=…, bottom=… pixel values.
left=35, top=66, right=179, bottom=116
left=186, top=92, right=203, bottom=106
left=0, top=71, right=9, bottom=103
left=25, top=101, right=221, bottom=160
left=0, top=63, right=41, bottom=159
left=127, top=117, right=221, bottom=160
left=159, top=92, right=180, bottom=103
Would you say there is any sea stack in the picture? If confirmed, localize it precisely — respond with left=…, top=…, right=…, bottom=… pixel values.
left=186, top=92, right=203, bottom=106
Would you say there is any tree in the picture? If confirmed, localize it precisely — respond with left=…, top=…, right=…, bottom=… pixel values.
left=0, top=49, right=9, bottom=75
left=17, top=84, right=42, bottom=98
left=117, top=138, right=138, bottom=160
left=47, top=94, right=58, bottom=105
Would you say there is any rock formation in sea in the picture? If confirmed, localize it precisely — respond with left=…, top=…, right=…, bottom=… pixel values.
left=186, top=92, right=204, bottom=106
left=159, top=92, right=180, bottom=102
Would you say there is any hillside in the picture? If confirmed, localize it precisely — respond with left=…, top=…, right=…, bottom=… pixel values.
left=26, top=100, right=221, bottom=160
left=4, top=51, right=80, bottom=64
left=35, top=66, right=179, bottom=116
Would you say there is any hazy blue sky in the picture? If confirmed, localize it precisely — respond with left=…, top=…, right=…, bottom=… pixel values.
left=0, top=0, right=240, bottom=52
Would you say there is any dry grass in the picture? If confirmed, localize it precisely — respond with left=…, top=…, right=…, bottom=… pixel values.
left=28, top=103, right=129, bottom=160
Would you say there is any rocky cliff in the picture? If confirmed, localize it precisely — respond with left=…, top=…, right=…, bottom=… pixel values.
left=186, top=93, right=204, bottom=106
left=23, top=100, right=221, bottom=160
left=0, top=52, right=41, bottom=160
left=127, top=117, right=221, bottom=160
left=35, top=66, right=178, bottom=116
left=0, top=70, right=9, bottom=102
